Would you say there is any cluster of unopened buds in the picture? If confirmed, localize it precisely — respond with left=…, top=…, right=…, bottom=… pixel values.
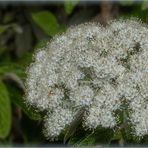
left=26, top=19, right=148, bottom=140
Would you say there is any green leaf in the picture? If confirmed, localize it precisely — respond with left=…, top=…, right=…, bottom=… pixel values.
left=17, top=52, right=33, bottom=67
left=64, top=0, right=79, bottom=15
left=31, top=11, right=60, bottom=36
left=112, top=131, right=123, bottom=141
left=0, top=25, right=9, bottom=34
left=0, top=80, right=11, bottom=139
left=0, top=64, right=26, bottom=81
left=75, top=132, right=96, bottom=147
left=34, top=39, right=48, bottom=49
left=68, top=127, right=113, bottom=146
left=6, top=84, right=41, bottom=121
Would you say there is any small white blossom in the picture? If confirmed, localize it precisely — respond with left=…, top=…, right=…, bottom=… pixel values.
left=44, top=107, right=73, bottom=139
left=70, top=85, right=94, bottom=106
left=26, top=19, right=148, bottom=139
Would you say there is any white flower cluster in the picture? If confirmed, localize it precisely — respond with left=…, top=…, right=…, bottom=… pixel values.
left=26, top=19, right=148, bottom=139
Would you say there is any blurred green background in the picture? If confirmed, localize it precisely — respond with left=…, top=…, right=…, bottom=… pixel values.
left=0, top=0, right=148, bottom=146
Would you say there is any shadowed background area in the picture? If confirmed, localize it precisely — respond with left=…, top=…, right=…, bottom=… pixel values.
left=0, top=0, right=148, bottom=146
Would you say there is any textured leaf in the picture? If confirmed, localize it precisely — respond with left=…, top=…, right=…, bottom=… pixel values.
left=0, top=80, right=11, bottom=139
left=64, top=0, right=79, bottom=15
left=75, top=132, right=96, bottom=147
left=31, top=11, right=60, bottom=36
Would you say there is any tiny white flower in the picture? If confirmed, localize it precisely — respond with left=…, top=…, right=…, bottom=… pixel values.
left=26, top=19, right=148, bottom=139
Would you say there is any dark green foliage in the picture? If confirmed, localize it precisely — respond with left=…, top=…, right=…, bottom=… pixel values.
left=0, top=81, right=11, bottom=139
left=31, top=11, right=61, bottom=36
left=0, top=1, right=148, bottom=146
left=64, top=0, right=79, bottom=15
left=68, top=126, right=114, bottom=146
